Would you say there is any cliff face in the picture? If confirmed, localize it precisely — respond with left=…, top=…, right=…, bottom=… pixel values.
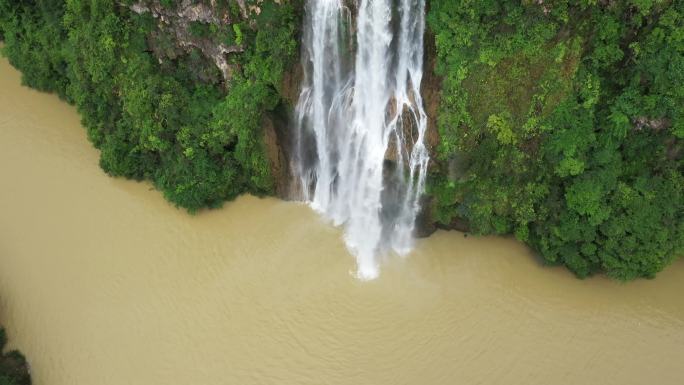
left=115, top=1, right=445, bottom=224
left=416, top=24, right=447, bottom=237
left=267, top=59, right=303, bottom=198
left=116, top=1, right=300, bottom=199
left=127, top=1, right=243, bottom=85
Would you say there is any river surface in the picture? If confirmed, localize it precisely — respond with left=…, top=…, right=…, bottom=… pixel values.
left=1, top=57, right=683, bottom=385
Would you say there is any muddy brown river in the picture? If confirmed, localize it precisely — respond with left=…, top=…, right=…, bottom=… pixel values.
left=0, top=57, right=683, bottom=385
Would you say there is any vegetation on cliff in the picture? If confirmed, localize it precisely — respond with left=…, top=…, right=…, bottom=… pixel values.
left=0, top=0, right=299, bottom=211
left=428, top=0, right=683, bottom=279
left=1, top=0, right=682, bottom=280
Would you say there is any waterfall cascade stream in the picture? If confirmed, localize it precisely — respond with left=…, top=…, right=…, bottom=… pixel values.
left=293, top=0, right=430, bottom=279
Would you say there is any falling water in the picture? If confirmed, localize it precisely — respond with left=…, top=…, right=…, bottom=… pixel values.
left=293, top=0, right=429, bottom=280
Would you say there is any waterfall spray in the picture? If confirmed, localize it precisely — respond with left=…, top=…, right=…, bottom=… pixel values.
left=293, top=0, right=429, bottom=280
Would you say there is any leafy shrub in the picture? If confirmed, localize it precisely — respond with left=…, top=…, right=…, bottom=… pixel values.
left=0, top=0, right=299, bottom=212
left=428, top=0, right=683, bottom=279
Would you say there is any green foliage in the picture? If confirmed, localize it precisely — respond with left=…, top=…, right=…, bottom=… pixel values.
left=0, top=0, right=69, bottom=95
left=0, top=0, right=299, bottom=212
left=429, top=0, right=683, bottom=279
left=0, top=328, right=30, bottom=385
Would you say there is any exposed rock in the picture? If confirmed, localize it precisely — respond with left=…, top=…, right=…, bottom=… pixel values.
left=421, top=25, right=442, bottom=171
left=263, top=52, right=304, bottom=199
left=178, top=0, right=226, bottom=24
left=262, top=115, right=290, bottom=197
left=633, top=116, right=671, bottom=132
left=666, top=137, right=682, bottom=161
left=631, top=116, right=681, bottom=161
left=436, top=216, right=471, bottom=233
left=279, top=58, right=303, bottom=108
left=531, top=0, right=552, bottom=15
left=130, top=0, right=232, bottom=24
left=236, top=0, right=248, bottom=18
left=414, top=195, right=438, bottom=237
left=127, top=1, right=243, bottom=85
left=126, top=0, right=300, bottom=196
left=411, top=25, right=454, bottom=237
left=383, top=100, right=418, bottom=166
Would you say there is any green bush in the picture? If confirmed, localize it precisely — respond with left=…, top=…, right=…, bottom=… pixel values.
left=0, top=0, right=299, bottom=212
left=428, top=0, right=683, bottom=279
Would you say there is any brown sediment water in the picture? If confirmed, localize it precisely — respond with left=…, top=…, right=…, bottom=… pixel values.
left=0, top=56, right=683, bottom=385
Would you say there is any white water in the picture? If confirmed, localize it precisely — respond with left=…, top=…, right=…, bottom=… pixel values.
left=293, top=0, right=430, bottom=279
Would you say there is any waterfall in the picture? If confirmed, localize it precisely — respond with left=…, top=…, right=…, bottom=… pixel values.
left=293, top=0, right=429, bottom=280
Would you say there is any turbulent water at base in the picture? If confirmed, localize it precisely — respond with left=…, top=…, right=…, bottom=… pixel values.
left=293, top=0, right=430, bottom=279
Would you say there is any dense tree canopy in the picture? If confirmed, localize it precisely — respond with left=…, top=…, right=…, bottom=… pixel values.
left=428, top=0, right=683, bottom=279
left=0, top=0, right=299, bottom=211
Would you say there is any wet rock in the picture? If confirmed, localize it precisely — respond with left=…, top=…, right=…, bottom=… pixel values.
left=262, top=115, right=290, bottom=197
left=421, top=25, right=442, bottom=171
left=436, top=215, right=471, bottom=233
left=383, top=99, right=418, bottom=165
left=633, top=116, right=671, bottom=132
left=279, top=60, right=303, bottom=108
left=414, top=195, right=438, bottom=237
